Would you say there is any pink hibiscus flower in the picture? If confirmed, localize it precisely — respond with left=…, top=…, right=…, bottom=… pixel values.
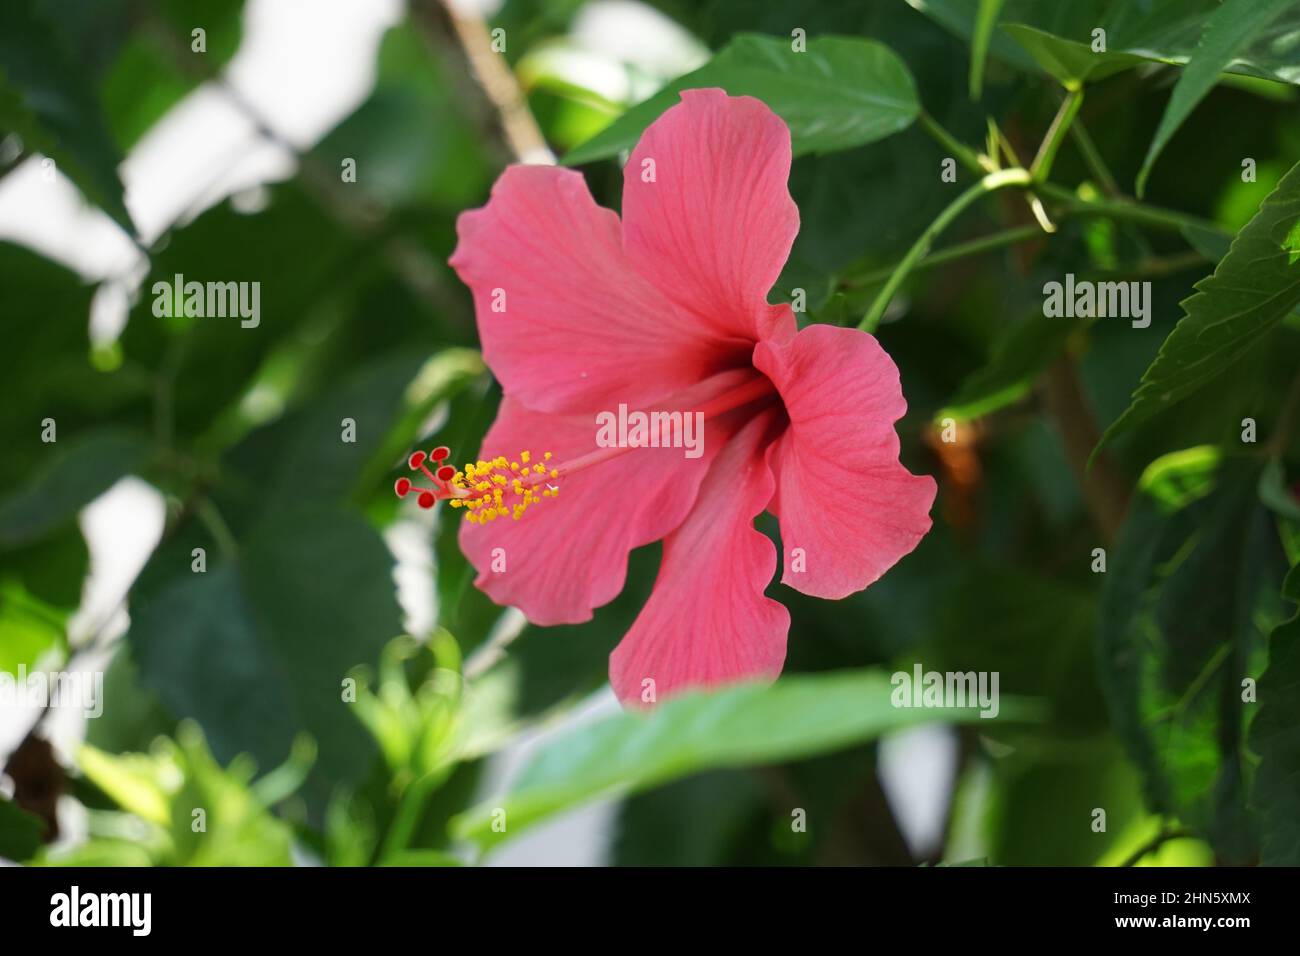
left=412, top=88, right=935, bottom=705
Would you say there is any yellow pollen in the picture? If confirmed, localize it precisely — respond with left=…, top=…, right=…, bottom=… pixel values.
left=447, top=449, right=557, bottom=525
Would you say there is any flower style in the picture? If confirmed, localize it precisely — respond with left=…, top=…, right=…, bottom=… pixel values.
left=440, top=88, right=937, bottom=705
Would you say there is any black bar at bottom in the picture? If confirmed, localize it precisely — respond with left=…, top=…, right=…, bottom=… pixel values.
left=0, top=864, right=1284, bottom=940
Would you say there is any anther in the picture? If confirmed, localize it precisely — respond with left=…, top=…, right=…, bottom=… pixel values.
left=395, top=444, right=559, bottom=522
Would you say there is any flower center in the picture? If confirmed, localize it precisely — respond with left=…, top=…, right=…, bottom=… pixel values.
left=394, top=373, right=778, bottom=522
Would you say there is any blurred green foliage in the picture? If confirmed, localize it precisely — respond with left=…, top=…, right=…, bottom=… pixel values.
left=1, top=0, right=1299, bottom=867
left=47, top=721, right=302, bottom=866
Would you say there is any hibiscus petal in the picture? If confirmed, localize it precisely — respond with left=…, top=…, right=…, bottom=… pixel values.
left=609, top=410, right=789, bottom=706
left=753, top=324, right=936, bottom=600
left=450, top=164, right=738, bottom=414
left=458, top=372, right=753, bottom=625
left=622, top=89, right=799, bottom=343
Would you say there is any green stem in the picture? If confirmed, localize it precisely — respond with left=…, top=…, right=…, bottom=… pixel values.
left=968, top=0, right=1005, bottom=100
left=1070, top=120, right=1120, bottom=196
left=1120, top=826, right=1197, bottom=867
left=844, top=225, right=1043, bottom=289
left=1032, top=87, right=1084, bottom=181
left=861, top=96, right=1225, bottom=331
left=1087, top=250, right=1209, bottom=280
left=843, top=193, right=1217, bottom=312
left=917, top=109, right=986, bottom=174
left=378, top=769, right=446, bottom=863
left=859, top=168, right=1033, bottom=332
left=196, top=497, right=239, bottom=560
left=1037, top=182, right=1227, bottom=235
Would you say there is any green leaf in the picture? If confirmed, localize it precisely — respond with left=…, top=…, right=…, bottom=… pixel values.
left=791, top=126, right=952, bottom=279
left=102, top=0, right=248, bottom=150
left=1097, top=160, right=1300, bottom=454
left=1180, top=223, right=1300, bottom=321
left=969, top=0, right=1005, bottom=98
left=1138, top=445, right=1221, bottom=512
left=76, top=742, right=171, bottom=826
left=1001, top=24, right=1146, bottom=86
left=311, top=23, right=491, bottom=210
left=70, top=722, right=297, bottom=866
left=1250, top=563, right=1300, bottom=864
left=451, top=669, right=1037, bottom=850
left=0, top=428, right=151, bottom=547
left=913, top=0, right=1300, bottom=87
left=0, top=243, right=151, bottom=497
left=0, top=581, right=66, bottom=673
left=0, top=796, right=43, bottom=861
left=0, top=527, right=89, bottom=610
left=127, top=508, right=402, bottom=809
left=164, top=722, right=299, bottom=866
left=1180, top=222, right=1232, bottom=262
left=252, top=351, right=428, bottom=513
left=119, top=184, right=358, bottom=446
left=903, top=0, right=1044, bottom=73
left=0, top=2, right=135, bottom=234
left=1098, top=459, right=1286, bottom=861
left=563, top=35, right=918, bottom=166
left=100, top=37, right=191, bottom=151
left=1286, top=218, right=1300, bottom=265
left=1137, top=0, right=1295, bottom=196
